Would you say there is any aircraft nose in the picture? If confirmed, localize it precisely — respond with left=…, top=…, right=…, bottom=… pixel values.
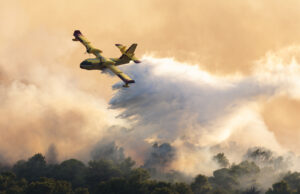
left=80, top=60, right=94, bottom=70
left=80, top=61, right=87, bottom=69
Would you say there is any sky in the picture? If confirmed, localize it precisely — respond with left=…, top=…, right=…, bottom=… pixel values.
left=1, top=0, right=300, bottom=175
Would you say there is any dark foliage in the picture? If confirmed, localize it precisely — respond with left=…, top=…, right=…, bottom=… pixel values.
left=244, top=147, right=288, bottom=170
left=13, top=154, right=47, bottom=182
left=242, top=186, right=261, bottom=194
left=265, top=181, right=292, bottom=194
left=191, top=175, right=211, bottom=194
left=213, top=153, right=230, bottom=168
left=283, top=172, right=300, bottom=190
left=0, top=153, right=299, bottom=194
left=209, top=160, right=260, bottom=192
left=143, top=143, right=175, bottom=170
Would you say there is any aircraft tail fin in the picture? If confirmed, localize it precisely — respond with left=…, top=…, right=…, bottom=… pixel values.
left=115, top=43, right=141, bottom=64
left=125, top=43, right=137, bottom=55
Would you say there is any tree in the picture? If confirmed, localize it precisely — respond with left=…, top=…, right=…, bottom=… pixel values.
left=13, top=154, right=47, bottom=182
left=210, top=188, right=230, bottom=194
left=126, top=168, right=151, bottom=194
left=26, top=178, right=55, bottom=194
left=213, top=153, right=229, bottom=168
left=283, top=172, right=300, bottom=190
left=151, top=187, right=178, bottom=194
left=129, top=168, right=150, bottom=183
left=74, top=187, right=89, bottom=194
left=52, top=178, right=73, bottom=194
left=230, top=161, right=260, bottom=177
left=191, top=175, right=211, bottom=194
left=148, top=181, right=173, bottom=194
left=118, top=157, right=135, bottom=176
left=209, top=168, right=238, bottom=191
left=85, top=160, right=122, bottom=192
left=54, top=159, right=86, bottom=188
left=143, top=143, right=175, bottom=171
left=0, top=172, right=27, bottom=194
left=173, top=183, right=193, bottom=194
left=26, top=177, right=73, bottom=194
left=97, top=178, right=128, bottom=194
left=242, top=186, right=260, bottom=194
left=245, top=147, right=288, bottom=170
left=0, top=162, right=10, bottom=174
left=266, top=181, right=292, bottom=194
left=209, top=160, right=260, bottom=191
left=91, top=141, right=125, bottom=162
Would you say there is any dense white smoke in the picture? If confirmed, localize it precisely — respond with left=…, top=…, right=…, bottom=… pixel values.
left=108, top=48, right=300, bottom=175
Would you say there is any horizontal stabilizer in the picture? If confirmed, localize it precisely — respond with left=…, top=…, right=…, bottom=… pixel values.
left=131, top=56, right=141, bottom=63
left=115, top=44, right=127, bottom=53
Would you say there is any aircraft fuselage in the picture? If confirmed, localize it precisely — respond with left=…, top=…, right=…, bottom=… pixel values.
left=80, top=58, right=117, bottom=70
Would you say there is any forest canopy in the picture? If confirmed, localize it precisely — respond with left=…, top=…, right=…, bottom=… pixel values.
left=0, top=146, right=300, bottom=194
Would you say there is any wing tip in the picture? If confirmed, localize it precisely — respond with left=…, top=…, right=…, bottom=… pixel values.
left=127, top=80, right=135, bottom=84
left=122, top=80, right=135, bottom=88
left=73, top=30, right=82, bottom=37
left=73, top=30, right=83, bottom=41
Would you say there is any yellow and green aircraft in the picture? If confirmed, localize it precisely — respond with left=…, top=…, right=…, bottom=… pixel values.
left=73, top=30, right=140, bottom=87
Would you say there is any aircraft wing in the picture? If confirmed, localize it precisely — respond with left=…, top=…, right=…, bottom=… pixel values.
left=73, top=30, right=102, bottom=58
left=105, top=64, right=135, bottom=85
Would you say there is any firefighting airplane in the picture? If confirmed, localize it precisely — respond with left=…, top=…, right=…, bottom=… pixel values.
left=73, top=30, right=140, bottom=87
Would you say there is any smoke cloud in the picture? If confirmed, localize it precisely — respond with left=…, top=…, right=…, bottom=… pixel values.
left=143, top=143, right=176, bottom=171
left=91, top=141, right=125, bottom=162
left=46, top=144, right=59, bottom=164
left=107, top=48, right=300, bottom=175
left=0, top=24, right=122, bottom=162
left=5, top=0, right=300, bottom=75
